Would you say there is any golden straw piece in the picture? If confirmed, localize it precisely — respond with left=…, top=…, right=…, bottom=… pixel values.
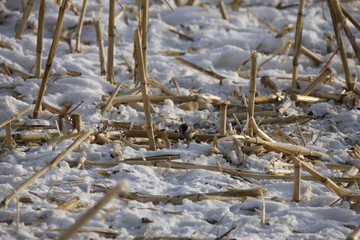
left=74, top=0, right=88, bottom=53
left=293, top=160, right=301, bottom=201
left=107, top=0, right=116, bottom=84
left=0, top=106, right=33, bottom=128
left=292, top=0, right=306, bottom=89
left=347, top=224, right=360, bottom=240
left=135, top=29, right=156, bottom=150
left=294, top=157, right=351, bottom=196
left=219, top=0, right=229, bottom=21
left=101, top=83, right=122, bottom=115
left=111, top=94, right=220, bottom=104
left=5, top=123, right=15, bottom=150
left=248, top=51, right=274, bottom=142
left=218, top=135, right=326, bottom=158
left=219, top=101, right=228, bottom=135
left=248, top=51, right=257, bottom=134
left=33, top=0, right=70, bottom=119
left=93, top=16, right=107, bottom=75
left=327, top=0, right=353, bottom=90
left=85, top=159, right=360, bottom=185
left=58, top=180, right=126, bottom=240
left=176, top=57, right=225, bottom=85
left=141, top=0, right=150, bottom=75
left=290, top=94, right=327, bottom=103
left=340, top=3, right=360, bottom=31
left=330, top=0, right=360, bottom=63
left=0, top=131, right=92, bottom=211
left=15, top=0, right=35, bottom=39
left=35, top=0, right=45, bottom=78
left=299, top=68, right=332, bottom=96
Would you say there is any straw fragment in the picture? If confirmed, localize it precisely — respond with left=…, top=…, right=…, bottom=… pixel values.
left=327, top=0, right=353, bottom=90
left=294, top=157, right=351, bottom=196
left=35, top=0, right=45, bottom=78
left=0, top=106, right=33, bottom=128
left=293, top=160, right=301, bottom=201
left=15, top=0, right=35, bottom=39
left=101, top=83, right=122, bottom=115
left=93, top=17, right=107, bottom=75
left=33, top=0, right=70, bottom=118
left=58, top=180, right=126, bottom=240
left=0, top=130, right=92, bottom=210
left=219, top=0, right=229, bottom=21
left=134, top=29, right=156, bottom=150
left=292, top=0, right=306, bottom=89
left=176, top=57, right=225, bottom=85
left=74, top=0, right=88, bottom=53
left=107, top=0, right=116, bottom=84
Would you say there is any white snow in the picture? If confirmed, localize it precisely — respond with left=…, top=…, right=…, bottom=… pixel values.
left=0, top=0, right=360, bottom=239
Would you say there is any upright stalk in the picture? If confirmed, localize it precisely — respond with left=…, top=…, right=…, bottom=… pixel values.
left=107, top=0, right=116, bottom=84
left=292, top=0, right=306, bottom=89
left=74, top=0, right=88, bottom=53
left=141, top=0, right=149, bottom=76
left=35, top=0, right=46, bottom=78
left=15, top=0, right=35, bottom=39
left=33, top=0, right=70, bottom=119
left=135, top=30, right=156, bottom=150
left=331, top=0, right=360, bottom=64
left=248, top=51, right=257, bottom=137
left=93, top=17, right=107, bottom=75
left=327, top=0, right=353, bottom=90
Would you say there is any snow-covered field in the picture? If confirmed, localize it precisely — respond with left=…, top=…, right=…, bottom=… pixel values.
left=0, top=0, right=360, bottom=239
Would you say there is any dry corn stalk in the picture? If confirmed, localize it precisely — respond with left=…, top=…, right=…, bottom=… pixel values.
left=340, top=3, right=360, bottom=31
left=107, top=0, right=116, bottom=84
left=134, top=29, right=156, bottom=150
left=176, top=57, right=225, bottom=85
left=1, top=62, right=34, bottom=78
left=56, top=196, right=81, bottom=211
left=55, top=228, right=120, bottom=238
left=119, top=188, right=266, bottom=205
left=232, top=111, right=278, bottom=121
left=218, top=135, right=326, bottom=158
left=15, top=0, right=35, bottom=39
left=111, top=94, right=220, bottom=103
left=327, top=0, right=353, bottom=90
left=86, top=158, right=360, bottom=185
left=33, top=0, right=70, bottom=118
left=290, top=94, right=327, bottom=103
left=248, top=50, right=257, bottom=137
left=292, top=0, right=306, bottom=89
left=169, top=28, right=194, bottom=41
left=347, top=224, right=360, bottom=240
left=0, top=130, right=92, bottom=211
left=74, top=0, right=88, bottom=53
left=294, top=157, right=351, bottom=196
left=101, top=83, right=122, bottom=115
left=293, top=160, right=301, bottom=201
left=58, top=180, right=126, bottom=240
left=219, top=101, right=228, bottom=135
left=35, top=0, right=46, bottom=78
left=5, top=123, right=15, bottom=150
left=141, top=0, right=149, bottom=73
left=0, top=106, right=33, bottom=128
left=299, top=68, right=332, bottom=96
left=329, top=0, right=360, bottom=63
left=246, top=51, right=274, bottom=142
left=93, top=17, right=107, bottom=75
left=219, top=0, right=229, bottom=20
